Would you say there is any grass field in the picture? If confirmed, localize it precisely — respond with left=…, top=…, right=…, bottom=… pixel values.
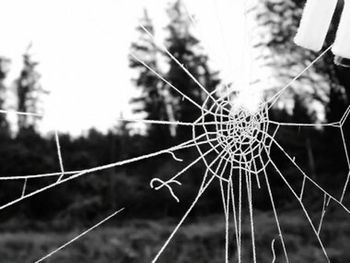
left=1, top=210, right=349, bottom=263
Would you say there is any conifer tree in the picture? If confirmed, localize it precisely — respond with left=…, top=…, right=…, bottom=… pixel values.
left=164, top=0, right=220, bottom=142
left=16, top=45, right=46, bottom=131
left=254, top=0, right=349, bottom=122
left=129, top=9, right=175, bottom=147
left=130, top=2, right=220, bottom=144
left=0, top=56, right=10, bottom=134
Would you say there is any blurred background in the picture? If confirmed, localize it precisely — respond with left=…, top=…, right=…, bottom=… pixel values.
left=0, top=0, right=350, bottom=262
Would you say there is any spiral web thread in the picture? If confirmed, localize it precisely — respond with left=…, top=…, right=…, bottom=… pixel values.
left=0, top=3, right=350, bottom=263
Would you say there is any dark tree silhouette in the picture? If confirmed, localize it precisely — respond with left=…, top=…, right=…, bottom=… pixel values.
left=254, top=0, right=350, bottom=121
left=129, top=9, right=176, bottom=148
left=16, top=45, right=46, bottom=131
left=164, top=0, right=220, bottom=141
left=0, top=56, right=10, bottom=136
left=130, top=1, right=220, bottom=145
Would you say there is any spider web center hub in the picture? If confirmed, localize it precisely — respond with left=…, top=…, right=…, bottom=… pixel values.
left=194, top=95, right=270, bottom=179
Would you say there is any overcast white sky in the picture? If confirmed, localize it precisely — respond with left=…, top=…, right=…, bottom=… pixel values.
left=0, top=0, right=249, bottom=135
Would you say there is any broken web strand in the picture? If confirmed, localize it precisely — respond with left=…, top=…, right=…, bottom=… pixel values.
left=150, top=136, right=222, bottom=202
left=271, top=238, right=277, bottom=263
left=151, top=142, right=231, bottom=263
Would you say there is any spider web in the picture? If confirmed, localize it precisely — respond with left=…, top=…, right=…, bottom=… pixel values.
left=0, top=3, right=350, bottom=263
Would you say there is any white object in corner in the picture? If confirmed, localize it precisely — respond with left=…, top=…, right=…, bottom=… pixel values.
left=333, top=0, right=350, bottom=59
left=294, top=0, right=338, bottom=52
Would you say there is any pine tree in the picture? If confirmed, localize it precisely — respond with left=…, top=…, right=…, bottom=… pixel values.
left=130, top=1, right=220, bottom=145
left=253, top=0, right=348, bottom=121
left=129, top=9, right=175, bottom=148
left=16, top=45, right=46, bottom=131
left=0, top=56, right=10, bottom=134
left=164, top=0, right=220, bottom=141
